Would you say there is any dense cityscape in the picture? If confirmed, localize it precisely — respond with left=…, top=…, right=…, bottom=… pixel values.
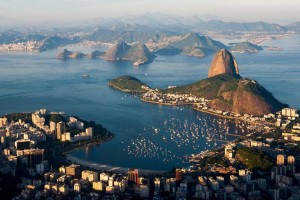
left=0, top=105, right=299, bottom=199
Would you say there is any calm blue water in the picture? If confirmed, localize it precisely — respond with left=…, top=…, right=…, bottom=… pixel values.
left=0, top=35, right=299, bottom=170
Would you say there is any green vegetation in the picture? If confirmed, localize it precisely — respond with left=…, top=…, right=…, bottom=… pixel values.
left=166, top=73, right=285, bottom=115
left=236, top=147, right=274, bottom=170
left=230, top=41, right=263, bottom=53
left=43, top=114, right=66, bottom=124
left=166, top=74, right=240, bottom=99
left=3, top=112, right=32, bottom=123
left=109, top=75, right=149, bottom=92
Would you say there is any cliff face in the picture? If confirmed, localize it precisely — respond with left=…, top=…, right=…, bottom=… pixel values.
left=208, top=78, right=285, bottom=115
left=103, top=42, right=155, bottom=65
left=208, top=49, right=239, bottom=78
left=103, top=42, right=130, bottom=60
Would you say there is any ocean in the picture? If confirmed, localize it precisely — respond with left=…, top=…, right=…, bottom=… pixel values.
left=0, top=35, right=299, bottom=170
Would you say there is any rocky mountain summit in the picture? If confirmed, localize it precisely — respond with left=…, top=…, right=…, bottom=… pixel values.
left=208, top=49, right=239, bottom=78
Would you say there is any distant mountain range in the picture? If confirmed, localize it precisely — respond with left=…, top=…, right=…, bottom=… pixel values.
left=153, top=32, right=226, bottom=57
left=91, top=13, right=297, bottom=33
left=1, top=13, right=300, bottom=53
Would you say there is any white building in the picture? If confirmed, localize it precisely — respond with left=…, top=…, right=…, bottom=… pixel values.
left=82, top=170, right=98, bottom=182
left=86, top=127, right=93, bottom=137
left=50, top=121, right=56, bottom=132
left=74, top=183, right=81, bottom=193
left=0, top=118, right=8, bottom=127
left=100, top=173, right=109, bottom=181
left=282, top=108, right=298, bottom=117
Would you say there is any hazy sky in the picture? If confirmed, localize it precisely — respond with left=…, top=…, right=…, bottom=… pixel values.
left=1, top=0, right=299, bottom=25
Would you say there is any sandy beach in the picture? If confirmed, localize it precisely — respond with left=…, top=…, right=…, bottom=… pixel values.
left=66, top=154, right=165, bottom=175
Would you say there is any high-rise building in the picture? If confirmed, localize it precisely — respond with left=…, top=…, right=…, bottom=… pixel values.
left=23, top=149, right=44, bottom=167
left=66, top=164, right=81, bottom=179
left=277, top=154, right=285, bottom=166
left=56, top=121, right=65, bottom=140
left=50, top=121, right=56, bottom=132
left=82, top=170, right=98, bottom=182
left=128, top=169, right=139, bottom=185
left=176, top=168, right=182, bottom=182
left=282, top=108, right=298, bottom=117
left=287, top=155, right=295, bottom=165
left=0, top=118, right=7, bottom=128
left=86, top=127, right=93, bottom=137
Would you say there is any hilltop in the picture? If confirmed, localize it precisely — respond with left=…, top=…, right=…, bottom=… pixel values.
left=208, top=49, right=239, bottom=78
left=167, top=49, right=286, bottom=115
left=230, top=41, right=263, bottom=53
left=103, top=42, right=155, bottom=65
left=167, top=74, right=285, bottom=116
left=108, top=75, right=149, bottom=93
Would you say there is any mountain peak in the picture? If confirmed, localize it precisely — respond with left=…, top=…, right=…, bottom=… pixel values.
left=208, top=49, right=239, bottom=78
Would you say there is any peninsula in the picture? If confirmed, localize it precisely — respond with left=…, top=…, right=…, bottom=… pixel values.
left=109, top=49, right=286, bottom=116
left=108, top=75, right=150, bottom=93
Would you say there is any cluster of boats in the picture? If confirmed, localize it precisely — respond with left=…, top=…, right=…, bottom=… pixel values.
left=124, top=113, right=252, bottom=165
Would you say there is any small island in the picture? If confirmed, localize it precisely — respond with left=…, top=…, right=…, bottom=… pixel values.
left=108, top=75, right=150, bottom=93
left=56, top=48, right=87, bottom=59
left=103, top=42, right=156, bottom=66
left=230, top=41, right=263, bottom=53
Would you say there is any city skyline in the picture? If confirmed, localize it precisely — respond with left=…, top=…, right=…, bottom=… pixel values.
left=1, top=0, right=299, bottom=27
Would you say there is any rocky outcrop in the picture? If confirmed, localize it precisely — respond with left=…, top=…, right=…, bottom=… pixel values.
left=56, top=49, right=86, bottom=59
left=103, top=42, right=155, bottom=65
left=208, top=49, right=239, bottom=78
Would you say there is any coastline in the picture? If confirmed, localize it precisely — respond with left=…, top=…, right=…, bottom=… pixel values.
left=141, top=98, right=269, bottom=127
left=66, top=154, right=165, bottom=175
left=108, top=83, right=145, bottom=93
left=140, top=98, right=195, bottom=106
left=62, top=133, right=115, bottom=154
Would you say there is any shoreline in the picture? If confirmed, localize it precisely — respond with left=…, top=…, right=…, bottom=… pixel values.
left=62, top=133, right=115, bottom=154
left=140, top=98, right=195, bottom=106
left=64, top=133, right=166, bottom=175
left=108, top=83, right=145, bottom=94
left=140, top=98, right=270, bottom=127
left=66, top=154, right=166, bottom=175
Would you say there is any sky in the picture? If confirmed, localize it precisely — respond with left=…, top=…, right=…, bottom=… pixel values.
left=0, top=0, right=299, bottom=26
